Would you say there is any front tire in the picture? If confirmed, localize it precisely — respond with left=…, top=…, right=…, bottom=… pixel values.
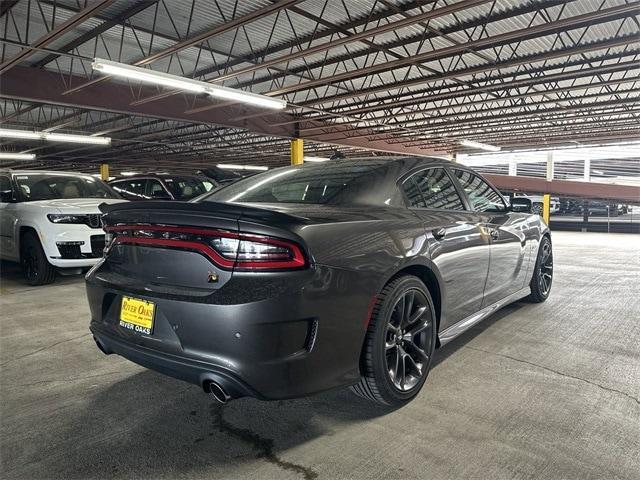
left=351, top=275, right=436, bottom=406
left=21, top=232, right=56, bottom=286
left=527, top=236, right=553, bottom=303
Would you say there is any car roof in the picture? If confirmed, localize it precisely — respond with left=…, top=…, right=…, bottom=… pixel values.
left=109, top=173, right=205, bottom=180
left=0, top=169, right=99, bottom=177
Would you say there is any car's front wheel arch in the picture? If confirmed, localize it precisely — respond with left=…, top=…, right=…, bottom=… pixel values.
left=18, top=225, right=38, bottom=259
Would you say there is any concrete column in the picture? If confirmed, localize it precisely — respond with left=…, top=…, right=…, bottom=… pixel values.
left=544, top=152, right=554, bottom=227
left=508, top=160, right=517, bottom=176
left=584, top=158, right=591, bottom=181
left=291, top=138, right=304, bottom=165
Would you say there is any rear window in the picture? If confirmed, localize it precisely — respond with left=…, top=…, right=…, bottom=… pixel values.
left=202, top=162, right=390, bottom=205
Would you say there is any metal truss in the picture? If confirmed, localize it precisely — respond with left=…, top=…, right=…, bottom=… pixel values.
left=0, top=0, right=638, bottom=172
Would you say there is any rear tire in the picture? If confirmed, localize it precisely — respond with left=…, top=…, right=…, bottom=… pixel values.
left=351, top=275, right=436, bottom=406
left=527, top=236, right=553, bottom=303
left=21, top=232, right=56, bottom=286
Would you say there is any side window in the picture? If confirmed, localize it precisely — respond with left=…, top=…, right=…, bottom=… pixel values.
left=146, top=179, right=171, bottom=199
left=402, top=168, right=465, bottom=210
left=0, top=175, right=13, bottom=202
left=110, top=179, right=147, bottom=199
left=402, top=176, right=426, bottom=208
left=452, top=169, right=506, bottom=213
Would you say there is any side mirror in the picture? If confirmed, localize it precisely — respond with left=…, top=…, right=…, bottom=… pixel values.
left=510, top=197, right=532, bottom=213
left=0, top=190, right=15, bottom=202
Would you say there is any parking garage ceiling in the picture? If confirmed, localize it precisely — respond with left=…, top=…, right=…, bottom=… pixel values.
left=0, top=0, right=639, bottom=173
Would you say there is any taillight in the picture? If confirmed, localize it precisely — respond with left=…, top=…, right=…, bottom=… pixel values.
left=103, top=225, right=306, bottom=270
left=234, top=234, right=306, bottom=269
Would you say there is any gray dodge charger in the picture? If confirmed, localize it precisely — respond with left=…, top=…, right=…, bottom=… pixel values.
left=86, top=157, right=552, bottom=406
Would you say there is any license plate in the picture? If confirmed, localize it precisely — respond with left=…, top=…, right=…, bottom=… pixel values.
left=120, top=296, right=155, bottom=335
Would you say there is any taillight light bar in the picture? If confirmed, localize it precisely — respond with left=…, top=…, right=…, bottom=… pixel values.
left=103, top=225, right=307, bottom=271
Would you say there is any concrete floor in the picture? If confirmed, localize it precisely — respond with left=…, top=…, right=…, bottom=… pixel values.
left=1, top=231, right=639, bottom=479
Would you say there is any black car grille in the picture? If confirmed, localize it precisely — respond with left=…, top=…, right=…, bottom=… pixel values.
left=86, top=214, right=102, bottom=229
left=57, top=244, right=82, bottom=259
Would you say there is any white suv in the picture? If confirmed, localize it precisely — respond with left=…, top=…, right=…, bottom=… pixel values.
left=0, top=170, right=124, bottom=285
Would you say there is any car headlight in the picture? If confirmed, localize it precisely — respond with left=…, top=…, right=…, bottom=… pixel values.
left=47, top=214, right=87, bottom=224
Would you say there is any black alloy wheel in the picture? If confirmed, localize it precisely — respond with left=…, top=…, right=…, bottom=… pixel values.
left=527, top=236, right=553, bottom=303
left=351, top=275, right=436, bottom=406
left=385, top=289, right=433, bottom=391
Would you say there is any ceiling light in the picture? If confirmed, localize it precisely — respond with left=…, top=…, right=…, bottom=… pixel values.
left=92, top=58, right=287, bottom=110
left=119, top=171, right=140, bottom=176
left=460, top=139, right=501, bottom=152
left=304, top=156, right=330, bottom=162
left=0, top=152, right=36, bottom=160
left=0, top=128, right=110, bottom=145
left=217, top=164, right=269, bottom=171
left=44, top=133, right=111, bottom=145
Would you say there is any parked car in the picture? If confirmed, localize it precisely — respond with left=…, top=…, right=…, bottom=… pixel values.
left=617, top=204, right=629, bottom=215
left=109, top=173, right=215, bottom=201
left=559, top=198, right=584, bottom=215
left=587, top=200, right=619, bottom=217
left=87, top=158, right=552, bottom=407
left=0, top=170, right=123, bottom=285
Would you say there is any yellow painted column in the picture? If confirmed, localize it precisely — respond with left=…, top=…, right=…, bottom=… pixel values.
left=100, top=164, right=109, bottom=181
left=291, top=138, right=304, bottom=165
left=542, top=193, right=551, bottom=225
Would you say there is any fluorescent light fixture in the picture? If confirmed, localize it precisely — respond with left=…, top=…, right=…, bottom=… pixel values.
left=45, top=133, right=110, bottom=145
left=217, top=164, right=269, bottom=171
left=0, top=152, right=36, bottom=160
left=119, top=171, right=140, bottom=176
left=92, top=58, right=287, bottom=110
left=0, top=128, right=110, bottom=145
left=304, top=156, right=330, bottom=162
left=460, top=139, right=501, bottom=152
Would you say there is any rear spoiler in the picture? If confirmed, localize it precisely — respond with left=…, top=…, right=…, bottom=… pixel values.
left=99, top=200, right=308, bottom=226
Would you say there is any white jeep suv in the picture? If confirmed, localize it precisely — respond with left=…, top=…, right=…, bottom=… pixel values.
left=0, top=170, right=123, bottom=285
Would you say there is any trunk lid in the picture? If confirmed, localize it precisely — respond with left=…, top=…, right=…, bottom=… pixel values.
left=98, top=201, right=310, bottom=296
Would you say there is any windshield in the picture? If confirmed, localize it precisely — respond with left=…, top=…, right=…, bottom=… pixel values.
left=202, top=161, right=391, bottom=205
left=162, top=176, right=214, bottom=200
left=14, top=174, right=118, bottom=202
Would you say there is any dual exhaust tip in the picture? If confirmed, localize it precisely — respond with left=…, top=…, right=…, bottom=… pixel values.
left=94, top=336, right=233, bottom=404
left=203, top=380, right=231, bottom=404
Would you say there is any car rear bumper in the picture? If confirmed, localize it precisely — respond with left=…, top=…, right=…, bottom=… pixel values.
left=86, top=265, right=378, bottom=400
left=91, top=329, right=260, bottom=399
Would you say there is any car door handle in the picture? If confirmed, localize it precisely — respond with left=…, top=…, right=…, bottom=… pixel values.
left=490, top=229, right=500, bottom=240
left=432, top=228, right=446, bottom=241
